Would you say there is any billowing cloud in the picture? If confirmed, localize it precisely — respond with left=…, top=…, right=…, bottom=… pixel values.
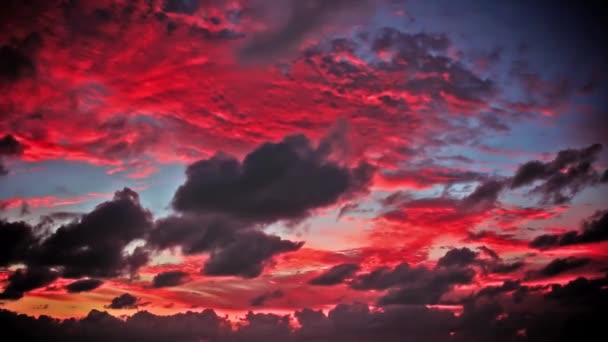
left=0, top=267, right=59, bottom=300
left=203, top=230, right=303, bottom=278
left=151, top=270, right=189, bottom=288
left=107, top=293, right=139, bottom=310
left=172, top=134, right=374, bottom=223
left=511, top=144, right=604, bottom=204
left=0, top=188, right=153, bottom=300
left=436, top=247, right=478, bottom=268
left=347, top=249, right=477, bottom=306
left=530, top=210, right=608, bottom=249
left=28, top=188, right=153, bottom=278
left=149, top=215, right=303, bottom=278
left=308, top=263, right=360, bottom=286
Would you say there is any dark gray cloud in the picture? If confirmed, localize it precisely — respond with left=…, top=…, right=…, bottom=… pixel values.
left=151, top=271, right=189, bottom=288
left=545, top=275, right=608, bottom=306
left=0, top=188, right=155, bottom=300
left=530, top=210, right=608, bottom=249
left=151, top=132, right=372, bottom=278
left=0, top=220, right=35, bottom=267
left=148, top=214, right=240, bottom=255
left=0, top=134, right=24, bottom=155
left=28, top=188, right=153, bottom=278
left=0, top=134, right=25, bottom=176
left=1, top=273, right=607, bottom=341
left=203, top=230, right=303, bottom=278
left=149, top=215, right=303, bottom=278
left=107, top=293, right=139, bottom=310
left=377, top=266, right=475, bottom=306
left=436, top=247, right=478, bottom=268
left=477, top=246, right=500, bottom=260
left=65, top=279, right=103, bottom=293
left=511, top=144, right=604, bottom=204
left=527, top=257, right=590, bottom=279
left=0, top=267, right=59, bottom=300
left=162, top=0, right=200, bottom=14
left=348, top=249, right=477, bottom=306
left=250, top=289, right=284, bottom=307
left=460, top=180, right=505, bottom=210
left=475, top=280, right=521, bottom=299
left=308, top=263, right=360, bottom=286
left=0, top=45, right=35, bottom=81
left=172, top=134, right=374, bottom=223
left=350, top=263, right=421, bottom=291
left=489, top=261, right=524, bottom=274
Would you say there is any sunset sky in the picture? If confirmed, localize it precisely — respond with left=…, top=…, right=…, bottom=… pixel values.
left=1, top=0, right=607, bottom=341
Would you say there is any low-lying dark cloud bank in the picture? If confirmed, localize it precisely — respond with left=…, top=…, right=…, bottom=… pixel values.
left=2, top=273, right=607, bottom=342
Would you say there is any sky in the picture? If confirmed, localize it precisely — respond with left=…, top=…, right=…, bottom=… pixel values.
left=1, top=0, right=607, bottom=341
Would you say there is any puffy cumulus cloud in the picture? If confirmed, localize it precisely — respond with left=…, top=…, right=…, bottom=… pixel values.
left=376, top=266, right=475, bottom=306
left=460, top=180, right=505, bottom=210
left=308, top=263, right=360, bottom=286
left=530, top=209, right=608, bottom=249
left=149, top=215, right=303, bottom=278
left=346, top=249, right=477, bottom=306
left=151, top=270, right=189, bottom=288
left=510, top=144, right=605, bottom=204
left=65, top=278, right=104, bottom=293
left=146, top=131, right=374, bottom=278
left=172, top=133, right=374, bottom=223
left=438, top=247, right=524, bottom=276
left=107, top=293, right=140, bottom=310
left=0, top=267, right=59, bottom=300
left=0, top=188, right=153, bottom=300
left=28, top=188, right=153, bottom=278
left=436, top=247, right=478, bottom=268
left=203, top=230, right=303, bottom=278
left=250, top=289, right=284, bottom=307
